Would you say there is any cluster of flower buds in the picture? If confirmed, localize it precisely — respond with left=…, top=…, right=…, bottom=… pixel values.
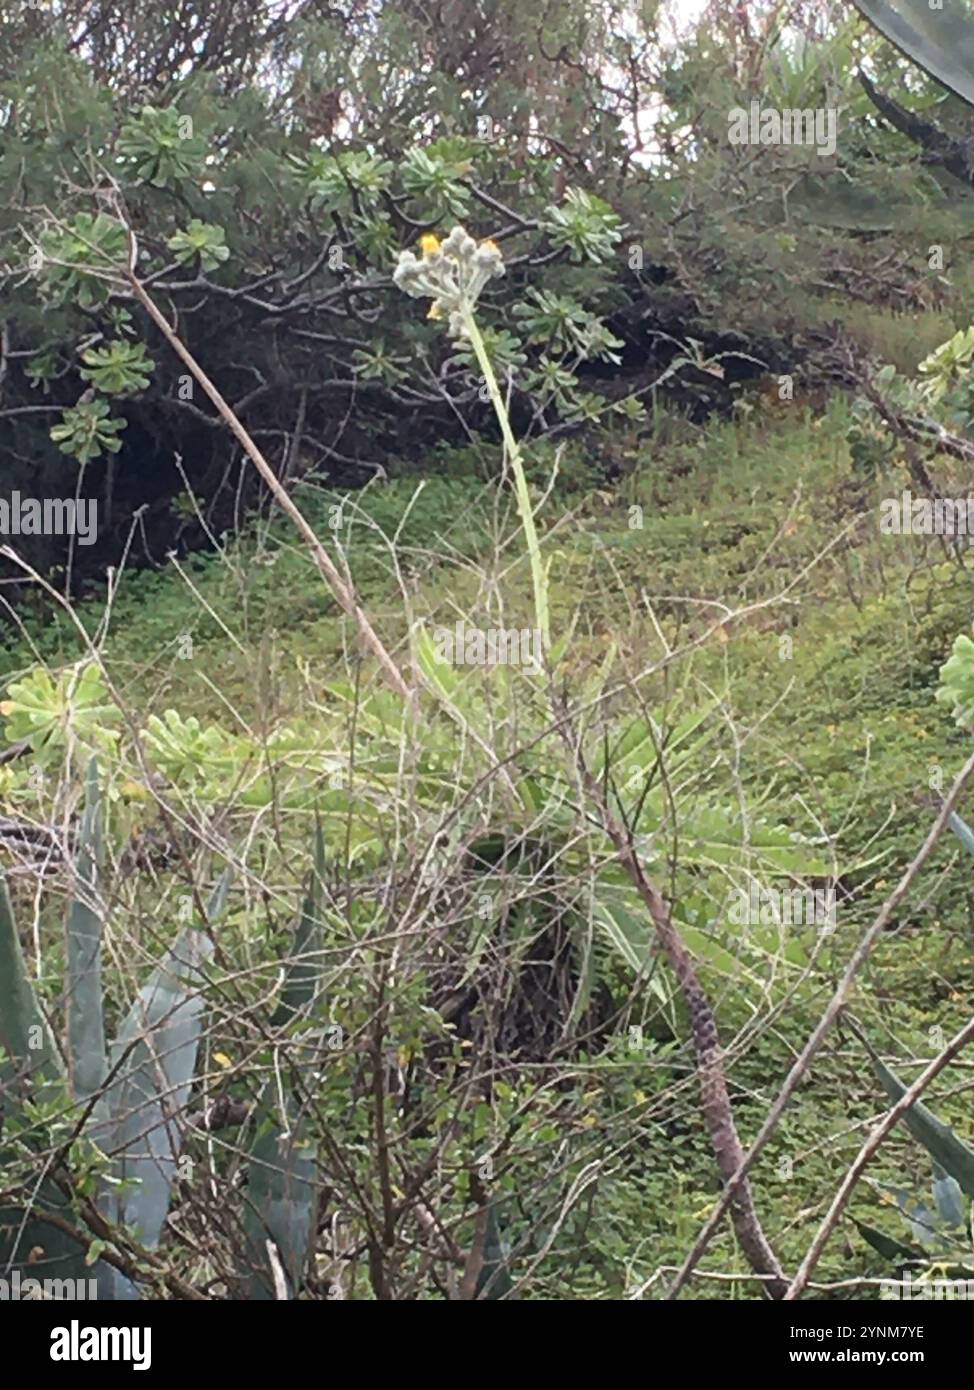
left=392, top=226, right=505, bottom=337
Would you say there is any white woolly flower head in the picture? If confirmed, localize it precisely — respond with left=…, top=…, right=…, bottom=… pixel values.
left=392, top=226, right=505, bottom=336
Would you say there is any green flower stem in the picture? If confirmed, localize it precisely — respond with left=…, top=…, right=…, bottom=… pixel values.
left=460, top=306, right=550, bottom=656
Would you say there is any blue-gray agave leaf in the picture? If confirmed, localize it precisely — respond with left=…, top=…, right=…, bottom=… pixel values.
left=242, top=832, right=323, bottom=1298
left=100, top=926, right=214, bottom=1251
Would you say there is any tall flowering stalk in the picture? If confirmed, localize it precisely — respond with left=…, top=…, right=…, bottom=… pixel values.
left=394, top=228, right=550, bottom=656
left=394, top=229, right=788, bottom=1297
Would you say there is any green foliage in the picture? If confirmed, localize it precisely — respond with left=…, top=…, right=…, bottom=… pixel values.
left=540, top=188, right=623, bottom=264
left=846, top=325, right=974, bottom=481
left=5, top=0, right=970, bottom=577
left=38, top=213, right=128, bottom=309
left=513, top=288, right=624, bottom=362
left=1, top=381, right=971, bottom=1297
left=917, top=327, right=974, bottom=429
left=351, top=339, right=408, bottom=384
left=857, top=1049, right=974, bottom=1277
left=0, top=662, right=121, bottom=766
left=401, top=147, right=472, bottom=219
left=142, top=708, right=253, bottom=795
left=79, top=341, right=154, bottom=395
left=6, top=0, right=974, bottom=1303
left=919, top=328, right=974, bottom=400
left=117, top=106, right=207, bottom=186
left=454, top=325, right=527, bottom=375
left=24, top=348, right=61, bottom=392
left=50, top=396, right=127, bottom=462
left=0, top=762, right=325, bottom=1300
left=936, top=632, right=974, bottom=729
left=166, top=220, right=230, bottom=272
left=290, top=149, right=394, bottom=213
left=873, top=1054, right=974, bottom=1201
left=846, top=409, right=898, bottom=477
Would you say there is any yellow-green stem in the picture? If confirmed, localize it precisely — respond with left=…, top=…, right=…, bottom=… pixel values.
left=461, top=308, right=550, bottom=654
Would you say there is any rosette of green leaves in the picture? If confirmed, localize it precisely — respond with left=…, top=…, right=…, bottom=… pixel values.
left=401, top=147, right=472, bottom=219
left=1, top=663, right=121, bottom=768
left=50, top=398, right=127, bottom=462
left=936, top=631, right=974, bottom=730
left=38, top=213, right=127, bottom=310
left=167, top=220, right=230, bottom=273
left=539, top=188, right=623, bottom=263
left=290, top=150, right=393, bottom=215
left=916, top=327, right=974, bottom=430
left=79, top=341, right=154, bottom=396
left=513, top=288, right=623, bottom=364
left=117, top=106, right=206, bottom=186
left=24, top=349, right=60, bottom=394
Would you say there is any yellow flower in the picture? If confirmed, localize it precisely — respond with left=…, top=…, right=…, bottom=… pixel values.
left=480, top=238, right=500, bottom=253
left=419, top=234, right=441, bottom=257
left=427, top=303, right=443, bottom=320
left=120, top=780, right=151, bottom=802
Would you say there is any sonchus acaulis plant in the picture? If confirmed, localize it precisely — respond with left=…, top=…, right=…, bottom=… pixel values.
left=393, top=227, right=791, bottom=1297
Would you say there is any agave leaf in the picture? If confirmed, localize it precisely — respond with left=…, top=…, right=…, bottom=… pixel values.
left=591, top=897, right=668, bottom=1004
left=241, top=1112, right=316, bottom=1299
left=0, top=876, right=60, bottom=1077
left=243, top=842, right=325, bottom=1298
left=874, top=1055, right=974, bottom=1199
left=272, top=823, right=325, bottom=1027
left=852, top=0, right=974, bottom=110
left=900, top=1195, right=939, bottom=1249
left=853, top=1217, right=922, bottom=1264
left=0, top=873, right=105, bottom=1290
left=98, top=871, right=229, bottom=1252
left=948, top=810, right=974, bottom=858
left=932, top=1162, right=967, bottom=1229
left=63, top=761, right=139, bottom=1298
left=474, top=1198, right=513, bottom=1300
left=66, top=758, right=107, bottom=1102
left=100, top=926, right=214, bottom=1249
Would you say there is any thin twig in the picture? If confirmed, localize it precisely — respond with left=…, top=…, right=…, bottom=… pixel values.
left=784, top=1011, right=974, bottom=1299
left=665, top=748, right=974, bottom=1299
left=116, top=211, right=412, bottom=705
